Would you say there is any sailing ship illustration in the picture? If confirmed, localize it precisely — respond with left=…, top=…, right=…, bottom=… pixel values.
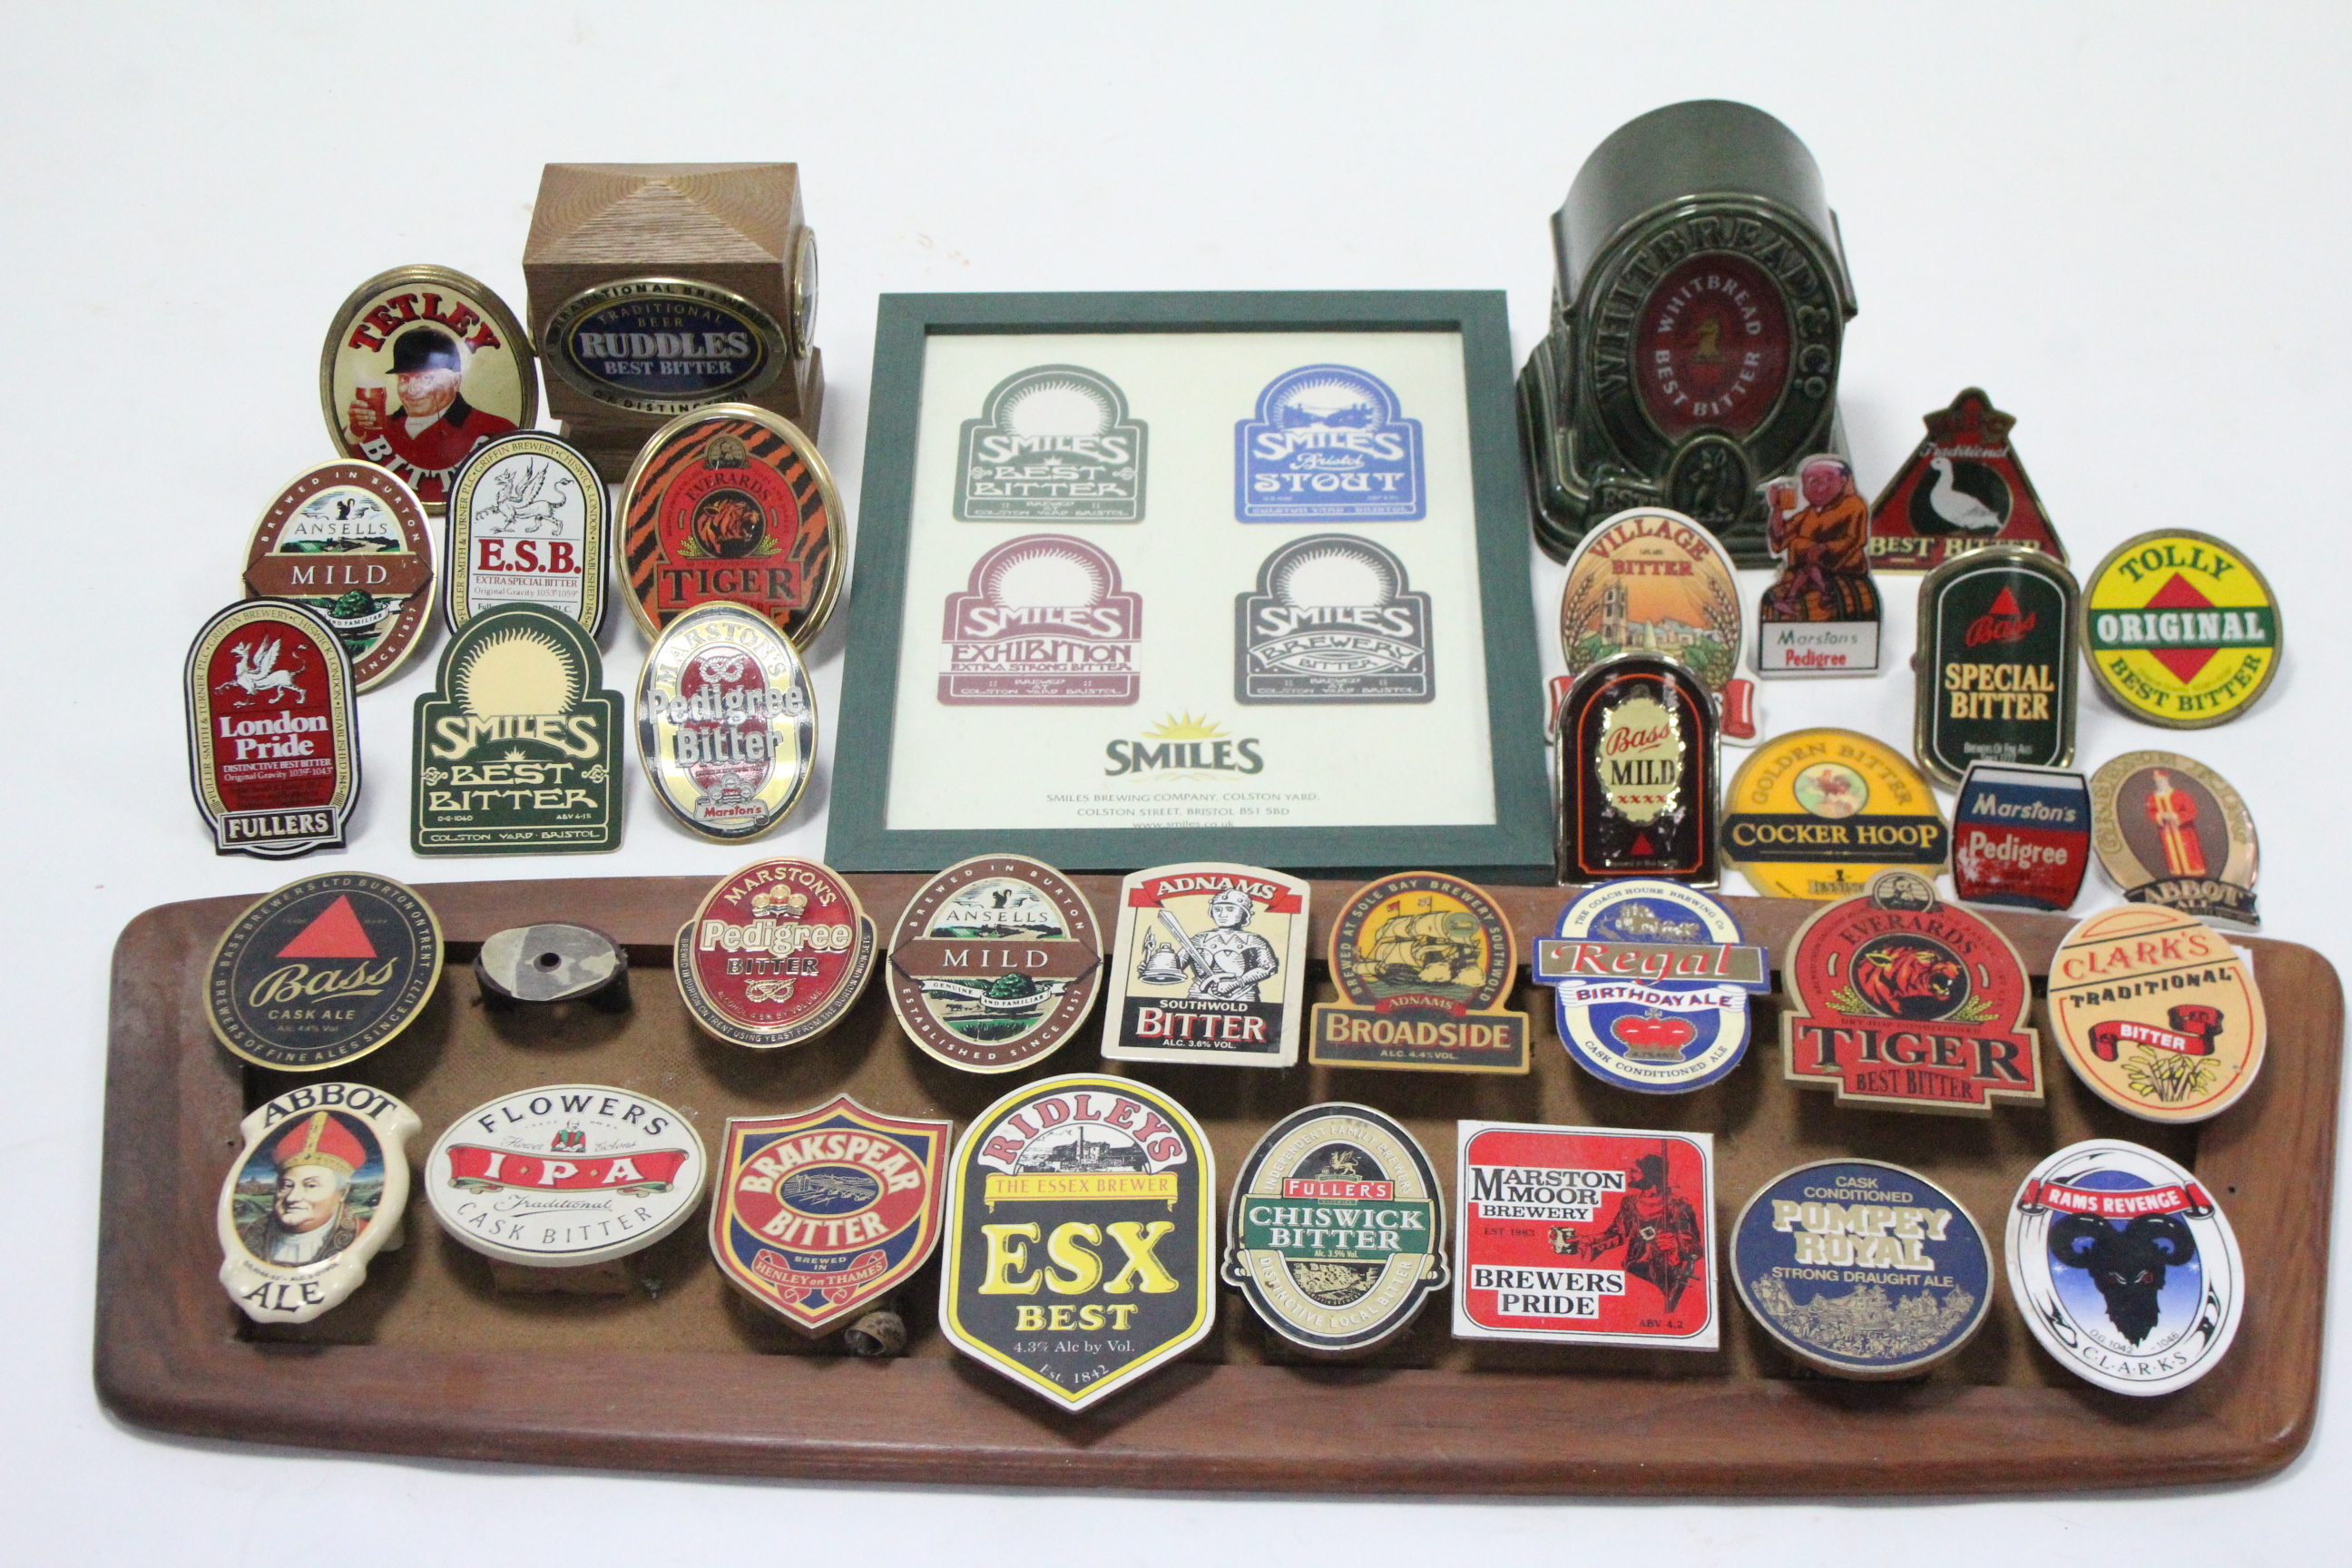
left=1350, top=906, right=1486, bottom=997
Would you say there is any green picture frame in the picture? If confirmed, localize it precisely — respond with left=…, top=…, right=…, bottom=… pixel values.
left=825, top=290, right=1553, bottom=881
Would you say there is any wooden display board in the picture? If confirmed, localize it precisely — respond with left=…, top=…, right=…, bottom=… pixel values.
left=98, top=875, right=2338, bottom=1494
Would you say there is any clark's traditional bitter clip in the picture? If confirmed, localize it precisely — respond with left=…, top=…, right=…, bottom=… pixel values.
left=2045, top=905, right=2265, bottom=1123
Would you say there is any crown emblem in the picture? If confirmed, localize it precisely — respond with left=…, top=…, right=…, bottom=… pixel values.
left=751, top=887, right=809, bottom=921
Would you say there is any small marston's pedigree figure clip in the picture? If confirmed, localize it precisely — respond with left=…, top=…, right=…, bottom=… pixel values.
left=1756, top=456, right=1880, bottom=677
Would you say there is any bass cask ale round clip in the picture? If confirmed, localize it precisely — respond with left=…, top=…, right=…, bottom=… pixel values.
left=2046, top=904, right=2265, bottom=1123
left=2079, top=528, right=2280, bottom=728
left=1452, top=1122, right=1719, bottom=1350
left=243, top=459, right=436, bottom=691
left=444, top=430, right=609, bottom=635
left=1557, top=652, right=1720, bottom=885
left=318, top=264, right=538, bottom=513
left=218, top=1083, right=420, bottom=1325
left=184, top=599, right=359, bottom=859
left=636, top=600, right=817, bottom=841
left=2089, top=750, right=2259, bottom=929
left=2006, top=1138, right=2245, bottom=1396
left=427, top=1084, right=707, bottom=1269
left=709, top=1094, right=949, bottom=1337
left=204, top=873, right=443, bottom=1073
left=619, top=404, right=845, bottom=647
left=674, top=858, right=877, bottom=1049
left=1222, top=1102, right=1447, bottom=1357
left=1533, top=879, right=1769, bottom=1094
left=937, top=1073, right=1216, bottom=1411
left=1308, top=871, right=1530, bottom=1074
left=885, top=855, right=1104, bottom=1073
left=1779, top=871, right=2043, bottom=1116
left=1730, top=1158, right=1992, bottom=1379
left=1912, top=545, right=2079, bottom=788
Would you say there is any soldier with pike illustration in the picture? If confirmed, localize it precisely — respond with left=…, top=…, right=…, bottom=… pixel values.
left=1551, top=1152, right=1703, bottom=1313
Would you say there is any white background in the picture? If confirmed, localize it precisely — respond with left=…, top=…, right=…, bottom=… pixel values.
left=4, top=4, right=2347, bottom=1562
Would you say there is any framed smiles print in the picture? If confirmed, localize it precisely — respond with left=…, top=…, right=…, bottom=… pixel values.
left=826, top=292, right=1551, bottom=879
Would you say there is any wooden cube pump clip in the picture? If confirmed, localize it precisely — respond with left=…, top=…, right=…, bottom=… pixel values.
left=524, top=162, right=823, bottom=480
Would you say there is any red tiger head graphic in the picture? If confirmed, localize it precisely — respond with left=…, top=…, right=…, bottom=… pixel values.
left=691, top=490, right=765, bottom=558
left=1851, top=936, right=1967, bottom=1021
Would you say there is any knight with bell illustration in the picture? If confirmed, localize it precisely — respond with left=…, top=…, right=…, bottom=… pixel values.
left=1137, top=887, right=1279, bottom=1002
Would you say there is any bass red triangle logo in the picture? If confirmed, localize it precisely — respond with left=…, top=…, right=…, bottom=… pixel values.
left=276, top=894, right=379, bottom=959
left=1987, top=586, right=2022, bottom=616
left=1630, top=830, right=1657, bottom=857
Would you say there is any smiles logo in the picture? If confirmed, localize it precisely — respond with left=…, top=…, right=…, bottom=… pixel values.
left=1102, top=711, right=1265, bottom=778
